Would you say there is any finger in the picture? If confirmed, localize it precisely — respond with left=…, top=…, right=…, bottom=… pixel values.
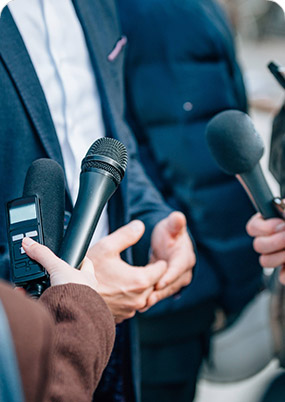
left=246, top=213, right=285, bottom=237
left=115, top=313, right=135, bottom=324
left=253, top=231, right=285, bottom=254
left=156, top=245, right=195, bottom=289
left=140, top=260, right=168, bottom=286
left=89, top=220, right=145, bottom=256
left=22, top=237, right=68, bottom=274
left=142, top=271, right=191, bottom=309
left=115, top=316, right=124, bottom=324
left=259, top=250, right=285, bottom=268
left=165, top=211, right=187, bottom=238
left=14, top=287, right=26, bottom=294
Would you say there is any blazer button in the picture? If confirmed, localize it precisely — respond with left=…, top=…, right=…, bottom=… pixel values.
left=183, top=101, right=193, bottom=111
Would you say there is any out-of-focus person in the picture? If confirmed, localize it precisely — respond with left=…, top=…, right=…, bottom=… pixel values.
left=118, top=0, right=263, bottom=400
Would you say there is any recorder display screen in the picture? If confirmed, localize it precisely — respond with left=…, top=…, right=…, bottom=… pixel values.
left=9, top=203, right=37, bottom=224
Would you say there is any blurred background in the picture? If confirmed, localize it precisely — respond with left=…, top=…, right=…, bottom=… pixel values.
left=195, top=1, right=285, bottom=400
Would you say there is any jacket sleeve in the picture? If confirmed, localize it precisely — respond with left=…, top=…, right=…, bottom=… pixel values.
left=40, top=283, right=115, bottom=402
left=0, top=281, right=115, bottom=402
left=0, top=280, right=54, bottom=402
left=125, top=128, right=174, bottom=265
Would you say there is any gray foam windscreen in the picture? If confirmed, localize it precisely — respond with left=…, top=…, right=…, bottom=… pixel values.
left=206, top=110, right=264, bottom=175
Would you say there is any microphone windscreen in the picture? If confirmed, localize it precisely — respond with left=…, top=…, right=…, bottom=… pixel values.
left=22, top=159, right=65, bottom=255
left=206, top=110, right=264, bottom=175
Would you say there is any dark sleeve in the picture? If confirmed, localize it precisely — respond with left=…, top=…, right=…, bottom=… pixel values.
left=120, top=124, right=197, bottom=274
left=126, top=133, right=174, bottom=265
left=40, top=283, right=115, bottom=402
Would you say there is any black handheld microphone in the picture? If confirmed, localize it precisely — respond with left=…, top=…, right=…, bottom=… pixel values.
left=59, top=137, right=128, bottom=268
left=206, top=110, right=280, bottom=219
left=6, top=159, right=65, bottom=297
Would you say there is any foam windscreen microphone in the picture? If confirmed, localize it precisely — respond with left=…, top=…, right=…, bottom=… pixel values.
left=206, top=110, right=279, bottom=219
left=59, top=137, right=128, bottom=268
left=23, top=158, right=65, bottom=254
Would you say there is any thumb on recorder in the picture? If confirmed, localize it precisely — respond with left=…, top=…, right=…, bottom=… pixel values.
left=22, top=236, right=99, bottom=291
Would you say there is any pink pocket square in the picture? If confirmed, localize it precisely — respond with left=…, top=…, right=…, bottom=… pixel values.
left=107, top=36, right=127, bottom=62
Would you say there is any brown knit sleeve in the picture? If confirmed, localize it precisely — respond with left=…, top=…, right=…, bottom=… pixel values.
left=0, top=281, right=54, bottom=402
left=39, top=283, right=115, bottom=402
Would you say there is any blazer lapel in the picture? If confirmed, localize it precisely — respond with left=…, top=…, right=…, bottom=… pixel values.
left=0, top=7, right=64, bottom=166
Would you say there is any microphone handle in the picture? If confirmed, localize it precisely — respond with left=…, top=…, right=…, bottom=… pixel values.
left=59, top=171, right=117, bottom=268
left=237, top=164, right=279, bottom=219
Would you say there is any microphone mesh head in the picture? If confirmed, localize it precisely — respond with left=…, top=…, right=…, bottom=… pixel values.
left=206, top=110, right=264, bottom=175
left=82, top=138, right=128, bottom=184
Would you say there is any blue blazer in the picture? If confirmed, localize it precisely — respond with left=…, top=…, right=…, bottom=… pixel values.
left=0, top=1, right=173, bottom=400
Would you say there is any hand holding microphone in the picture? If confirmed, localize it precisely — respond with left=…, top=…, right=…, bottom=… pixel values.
left=6, top=158, right=65, bottom=297
left=246, top=212, right=285, bottom=280
left=206, top=110, right=285, bottom=280
left=22, top=237, right=99, bottom=291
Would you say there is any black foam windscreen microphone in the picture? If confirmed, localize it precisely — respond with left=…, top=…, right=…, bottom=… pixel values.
left=59, top=137, right=128, bottom=268
left=206, top=110, right=279, bottom=219
left=20, top=158, right=65, bottom=297
left=23, top=158, right=65, bottom=254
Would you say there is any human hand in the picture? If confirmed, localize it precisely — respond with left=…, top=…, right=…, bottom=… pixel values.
left=22, top=237, right=98, bottom=291
left=87, top=220, right=167, bottom=323
left=141, top=211, right=196, bottom=310
left=246, top=212, right=285, bottom=284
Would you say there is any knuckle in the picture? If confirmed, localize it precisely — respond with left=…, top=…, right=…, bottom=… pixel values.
left=122, top=299, right=136, bottom=311
left=133, top=275, right=148, bottom=291
left=259, top=255, right=268, bottom=268
left=27, top=243, right=39, bottom=258
left=125, top=310, right=136, bottom=320
left=280, top=232, right=285, bottom=247
left=182, top=272, right=192, bottom=287
left=161, top=283, right=175, bottom=299
left=134, top=297, right=147, bottom=311
left=252, top=238, right=260, bottom=253
left=190, top=253, right=196, bottom=266
left=246, top=221, right=253, bottom=237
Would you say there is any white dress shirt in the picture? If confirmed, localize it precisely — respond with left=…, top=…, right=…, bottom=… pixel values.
left=9, top=0, right=109, bottom=243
